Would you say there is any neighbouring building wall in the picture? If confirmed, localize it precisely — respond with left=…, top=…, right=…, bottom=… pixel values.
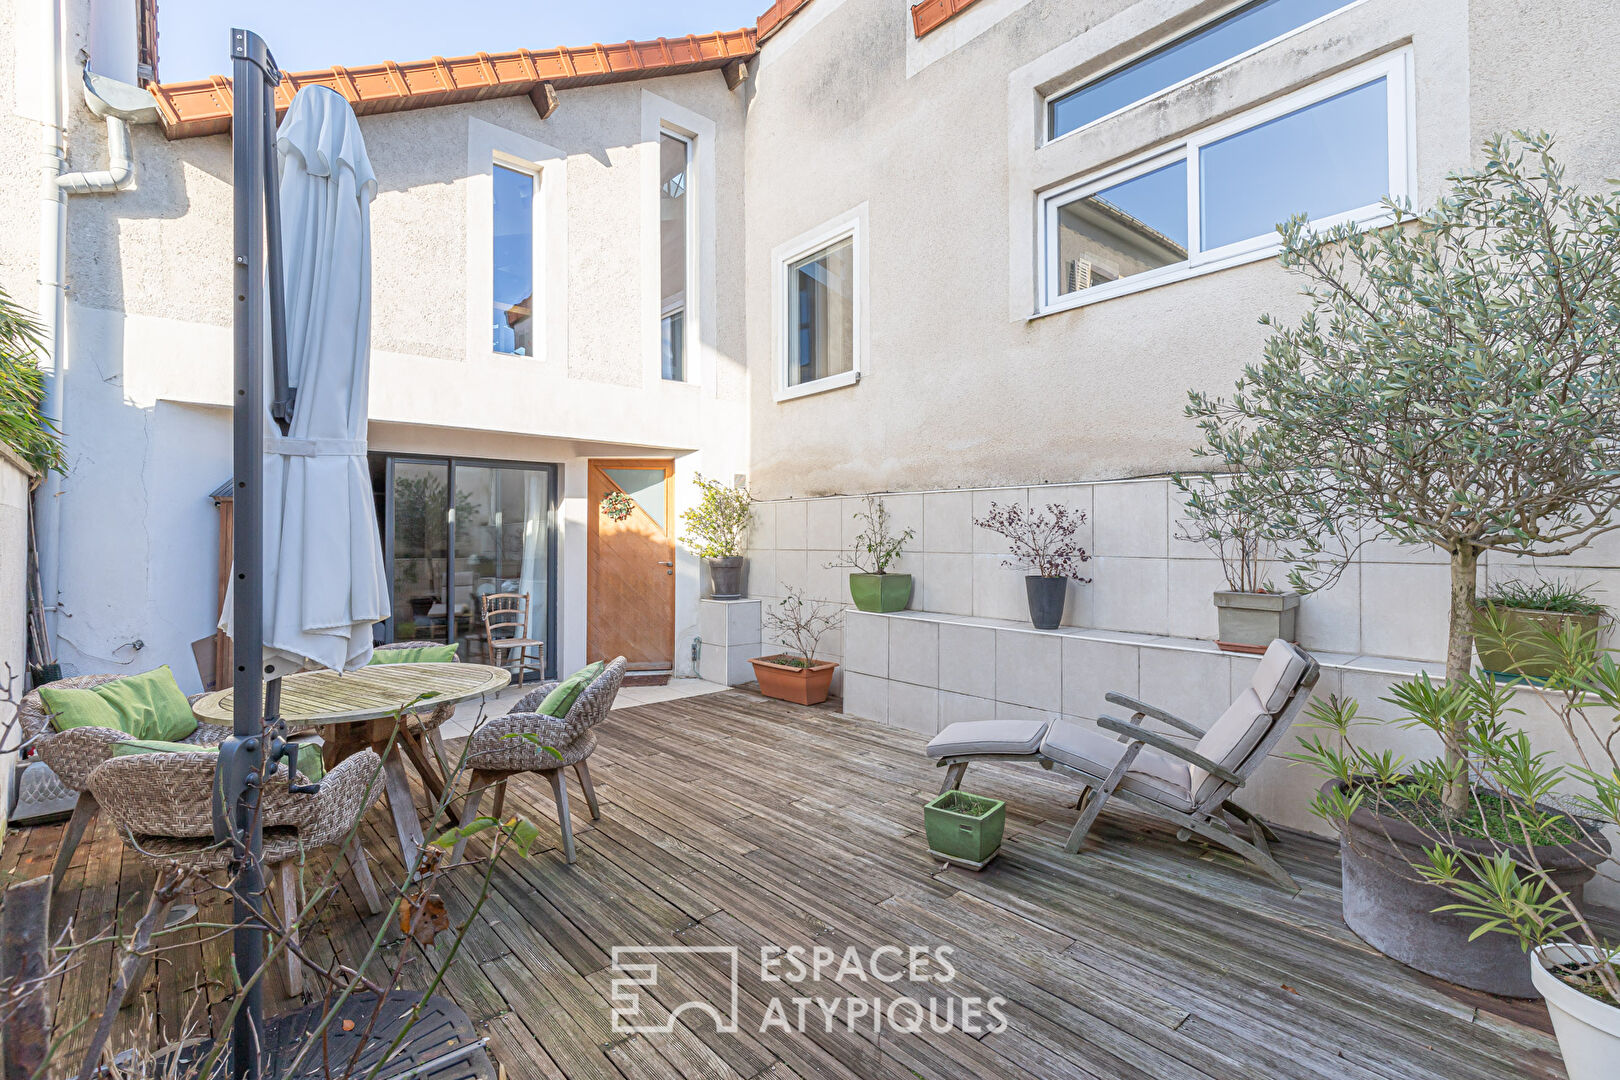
left=0, top=447, right=31, bottom=837
left=20, top=0, right=752, bottom=688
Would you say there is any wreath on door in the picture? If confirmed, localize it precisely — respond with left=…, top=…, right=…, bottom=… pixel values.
left=601, top=490, right=636, bottom=522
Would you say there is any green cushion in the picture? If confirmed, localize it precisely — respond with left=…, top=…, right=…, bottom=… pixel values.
left=368, top=643, right=460, bottom=665
left=538, top=661, right=605, bottom=718
left=110, top=738, right=327, bottom=781
left=40, top=666, right=198, bottom=742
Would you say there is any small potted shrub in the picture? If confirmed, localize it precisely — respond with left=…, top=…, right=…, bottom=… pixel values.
left=1174, top=474, right=1300, bottom=653
left=972, top=501, right=1090, bottom=629
left=1476, top=578, right=1607, bottom=681
left=680, top=473, right=756, bottom=599
left=750, top=588, right=841, bottom=705
left=1292, top=631, right=1612, bottom=1001
left=827, top=496, right=914, bottom=612
left=922, top=789, right=1006, bottom=870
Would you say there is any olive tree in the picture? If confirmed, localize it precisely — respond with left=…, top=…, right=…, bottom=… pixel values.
left=1189, top=134, right=1620, bottom=812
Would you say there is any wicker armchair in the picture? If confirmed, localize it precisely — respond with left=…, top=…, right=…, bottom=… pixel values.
left=452, top=657, right=626, bottom=865
left=16, top=673, right=229, bottom=890
left=85, top=748, right=386, bottom=1004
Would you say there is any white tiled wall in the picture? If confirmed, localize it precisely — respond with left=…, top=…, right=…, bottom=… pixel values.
left=744, top=476, right=1620, bottom=675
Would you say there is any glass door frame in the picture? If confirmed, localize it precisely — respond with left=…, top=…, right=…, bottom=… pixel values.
left=379, top=451, right=561, bottom=679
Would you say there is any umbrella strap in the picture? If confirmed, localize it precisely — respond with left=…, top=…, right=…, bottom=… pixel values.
left=265, top=436, right=366, bottom=457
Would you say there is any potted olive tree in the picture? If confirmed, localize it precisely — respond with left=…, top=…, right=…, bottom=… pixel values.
left=1476, top=579, right=1607, bottom=681
left=680, top=472, right=755, bottom=599
left=827, top=496, right=914, bottom=612
left=750, top=587, right=841, bottom=705
left=1175, top=473, right=1300, bottom=652
left=973, top=501, right=1090, bottom=629
left=1193, top=134, right=1620, bottom=993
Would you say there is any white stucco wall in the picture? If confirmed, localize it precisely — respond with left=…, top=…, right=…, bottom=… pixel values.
left=0, top=446, right=32, bottom=837
left=7, top=0, right=752, bottom=689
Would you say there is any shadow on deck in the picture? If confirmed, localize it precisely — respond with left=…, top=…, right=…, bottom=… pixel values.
left=2, top=689, right=1567, bottom=1079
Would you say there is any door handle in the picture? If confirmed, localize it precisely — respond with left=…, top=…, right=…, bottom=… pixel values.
left=658, top=561, right=674, bottom=566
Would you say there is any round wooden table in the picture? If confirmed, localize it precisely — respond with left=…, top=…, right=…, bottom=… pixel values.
left=192, top=662, right=512, bottom=867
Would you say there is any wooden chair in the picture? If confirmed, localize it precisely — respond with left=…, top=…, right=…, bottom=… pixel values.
left=452, top=657, right=626, bottom=865
left=481, top=592, right=544, bottom=685
left=927, top=640, right=1320, bottom=891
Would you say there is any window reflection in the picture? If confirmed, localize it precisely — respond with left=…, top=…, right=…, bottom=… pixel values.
left=660, top=133, right=690, bottom=380
left=1049, top=0, right=1352, bottom=138
left=788, top=236, right=855, bottom=386
left=1054, top=160, right=1188, bottom=296
left=493, top=164, right=534, bottom=356
left=1199, top=78, right=1389, bottom=251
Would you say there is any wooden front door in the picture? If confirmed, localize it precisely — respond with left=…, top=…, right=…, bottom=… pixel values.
left=588, top=459, right=676, bottom=671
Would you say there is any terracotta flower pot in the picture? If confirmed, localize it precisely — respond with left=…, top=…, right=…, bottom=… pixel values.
left=750, top=655, right=837, bottom=705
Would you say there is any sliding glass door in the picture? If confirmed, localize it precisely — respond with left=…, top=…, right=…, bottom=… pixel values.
left=380, top=454, right=558, bottom=679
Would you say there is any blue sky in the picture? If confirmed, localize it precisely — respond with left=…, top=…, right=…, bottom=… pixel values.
left=156, top=0, right=766, bottom=82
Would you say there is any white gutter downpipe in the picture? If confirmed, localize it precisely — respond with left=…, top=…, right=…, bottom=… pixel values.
left=36, top=0, right=159, bottom=645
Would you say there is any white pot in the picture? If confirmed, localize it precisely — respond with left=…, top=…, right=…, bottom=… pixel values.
left=1532, top=944, right=1620, bottom=1080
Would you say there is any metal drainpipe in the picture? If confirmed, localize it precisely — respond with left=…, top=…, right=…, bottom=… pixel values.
left=35, top=0, right=157, bottom=648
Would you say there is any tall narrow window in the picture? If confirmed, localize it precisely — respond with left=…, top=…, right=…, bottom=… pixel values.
left=660, top=132, right=691, bottom=381
left=492, top=163, right=535, bottom=356
left=787, top=236, right=855, bottom=388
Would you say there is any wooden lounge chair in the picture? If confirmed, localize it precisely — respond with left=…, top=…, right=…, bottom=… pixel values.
left=927, top=639, right=1320, bottom=891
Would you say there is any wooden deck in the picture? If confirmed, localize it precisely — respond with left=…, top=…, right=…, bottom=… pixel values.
left=3, top=690, right=1568, bottom=1079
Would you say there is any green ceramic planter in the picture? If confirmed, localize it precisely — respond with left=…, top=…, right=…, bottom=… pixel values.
left=849, top=572, right=912, bottom=613
left=923, top=790, right=1006, bottom=869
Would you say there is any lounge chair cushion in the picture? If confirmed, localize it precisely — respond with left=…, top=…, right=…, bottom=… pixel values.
left=539, top=660, right=606, bottom=718
left=926, top=719, right=1048, bottom=759
left=1250, top=639, right=1309, bottom=712
left=1188, top=688, right=1271, bottom=803
left=1040, top=720, right=1194, bottom=811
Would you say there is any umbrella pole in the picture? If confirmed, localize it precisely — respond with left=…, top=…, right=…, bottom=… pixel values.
left=221, top=28, right=283, bottom=1080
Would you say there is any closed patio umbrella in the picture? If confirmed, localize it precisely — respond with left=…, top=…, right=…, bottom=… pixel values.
left=223, top=84, right=388, bottom=671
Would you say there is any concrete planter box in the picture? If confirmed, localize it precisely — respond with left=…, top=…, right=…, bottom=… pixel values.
left=1476, top=607, right=1602, bottom=681
left=923, top=790, right=1005, bottom=869
left=1532, top=944, right=1620, bottom=1080
left=1214, top=590, right=1299, bottom=654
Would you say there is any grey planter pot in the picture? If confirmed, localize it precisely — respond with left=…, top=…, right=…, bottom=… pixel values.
left=1214, top=590, right=1300, bottom=653
left=1025, top=576, right=1067, bottom=630
left=707, top=556, right=746, bottom=599
left=1332, top=780, right=1609, bottom=998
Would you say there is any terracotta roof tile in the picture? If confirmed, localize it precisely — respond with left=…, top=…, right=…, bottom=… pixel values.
left=756, top=0, right=816, bottom=42
left=150, top=29, right=758, bottom=139
left=911, top=0, right=985, bottom=38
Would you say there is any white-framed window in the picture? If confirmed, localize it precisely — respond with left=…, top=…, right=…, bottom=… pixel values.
left=659, top=130, right=693, bottom=381
left=772, top=205, right=867, bottom=402
left=465, top=119, right=566, bottom=365
left=1039, top=50, right=1410, bottom=314
left=492, top=157, right=538, bottom=356
left=1044, top=0, right=1361, bottom=144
